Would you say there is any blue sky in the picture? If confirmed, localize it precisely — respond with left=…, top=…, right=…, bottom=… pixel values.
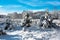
left=0, top=0, right=60, bottom=14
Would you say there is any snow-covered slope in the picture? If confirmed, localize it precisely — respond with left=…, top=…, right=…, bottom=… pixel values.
left=0, top=24, right=60, bottom=40
left=0, top=19, right=60, bottom=40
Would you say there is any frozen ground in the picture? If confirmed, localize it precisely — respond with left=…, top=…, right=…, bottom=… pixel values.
left=0, top=19, right=60, bottom=40
left=0, top=24, right=60, bottom=40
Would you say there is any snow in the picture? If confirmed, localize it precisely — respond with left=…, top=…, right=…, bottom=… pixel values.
left=0, top=29, right=58, bottom=40
left=0, top=23, right=60, bottom=40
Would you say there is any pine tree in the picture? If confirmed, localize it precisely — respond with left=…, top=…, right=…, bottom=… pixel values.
left=21, top=13, right=32, bottom=31
left=4, top=17, right=13, bottom=30
left=22, top=13, right=32, bottom=27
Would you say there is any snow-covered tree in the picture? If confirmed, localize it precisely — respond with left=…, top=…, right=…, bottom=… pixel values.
left=21, top=13, right=32, bottom=31
left=39, top=9, right=54, bottom=28
left=4, top=16, right=14, bottom=30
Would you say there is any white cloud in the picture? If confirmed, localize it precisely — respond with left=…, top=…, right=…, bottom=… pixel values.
left=18, top=0, right=45, bottom=6
left=0, top=5, right=25, bottom=15
left=0, top=6, right=7, bottom=15
left=47, top=1, right=60, bottom=6
left=0, top=8, right=7, bottom=15
left=0, top=5, right=24, bottom=9
left=18, top=0, right=60, bottom=6
left=0, top=12, right=7, bottom=15
left=3, top=5, right=22, bottom=8
left=29, top=9, right=46, bottom=12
